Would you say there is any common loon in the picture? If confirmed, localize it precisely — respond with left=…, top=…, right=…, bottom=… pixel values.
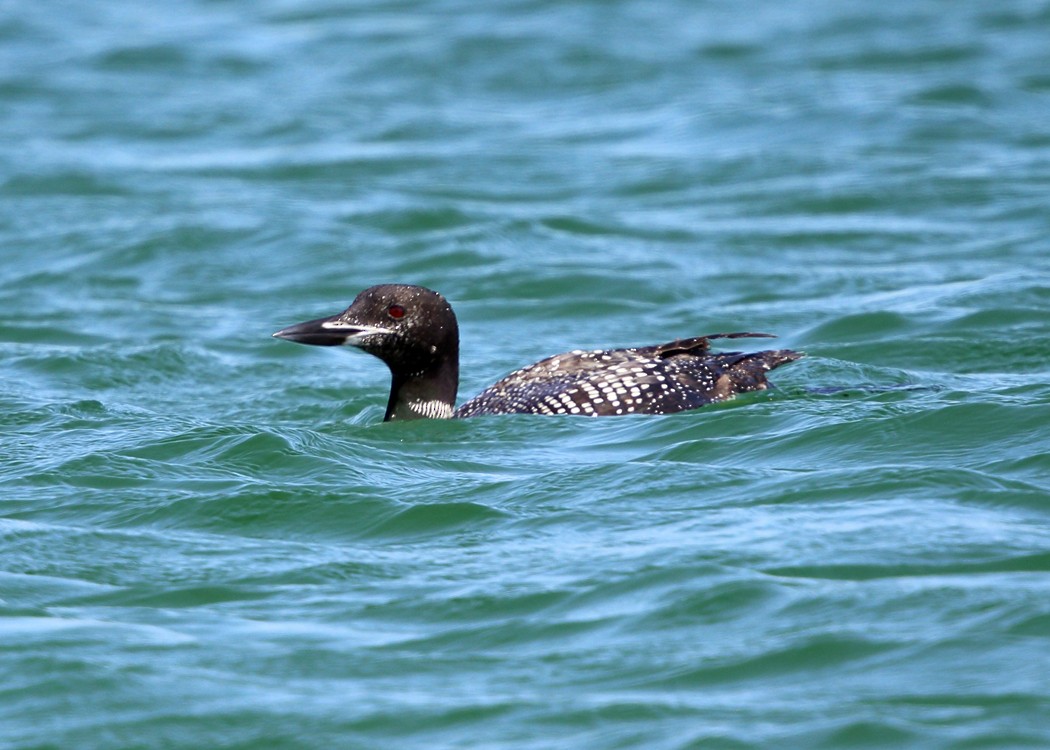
left=273, top=284, right=802, bottom=422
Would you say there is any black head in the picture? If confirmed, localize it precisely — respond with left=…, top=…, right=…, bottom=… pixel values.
left=273, top=284, right=459, bottom=379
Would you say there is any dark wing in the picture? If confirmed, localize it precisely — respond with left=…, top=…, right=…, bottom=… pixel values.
left=455, top=333, right=802, bottom=418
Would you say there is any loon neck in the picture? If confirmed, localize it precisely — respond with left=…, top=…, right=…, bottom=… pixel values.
left=384, top=356, right=459, bottom=422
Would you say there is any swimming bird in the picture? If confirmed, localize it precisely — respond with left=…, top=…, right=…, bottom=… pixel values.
left=273, top=284, right=801, bottom=422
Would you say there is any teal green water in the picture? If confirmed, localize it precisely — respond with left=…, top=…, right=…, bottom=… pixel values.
left=3, top=1, right=1050, bottom=748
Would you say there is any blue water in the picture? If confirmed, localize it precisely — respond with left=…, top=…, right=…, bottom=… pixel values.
left=3, top=1, right=1050, bottom=748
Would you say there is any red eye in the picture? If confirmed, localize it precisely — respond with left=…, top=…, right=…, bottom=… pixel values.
left=387, top=304, right=405, bottom=319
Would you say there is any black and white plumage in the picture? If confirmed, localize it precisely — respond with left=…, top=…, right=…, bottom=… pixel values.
left=273, top=284, right=802, bottom=423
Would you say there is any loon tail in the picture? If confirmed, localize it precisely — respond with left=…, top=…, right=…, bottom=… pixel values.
left=712, top=348, right=803, bottom=398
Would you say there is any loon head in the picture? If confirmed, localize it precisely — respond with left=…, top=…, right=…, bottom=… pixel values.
left=273, top=284, right=460, bottom=421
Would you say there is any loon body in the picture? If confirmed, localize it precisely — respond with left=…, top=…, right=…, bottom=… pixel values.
left=273, top=284, right=801, bottom=422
